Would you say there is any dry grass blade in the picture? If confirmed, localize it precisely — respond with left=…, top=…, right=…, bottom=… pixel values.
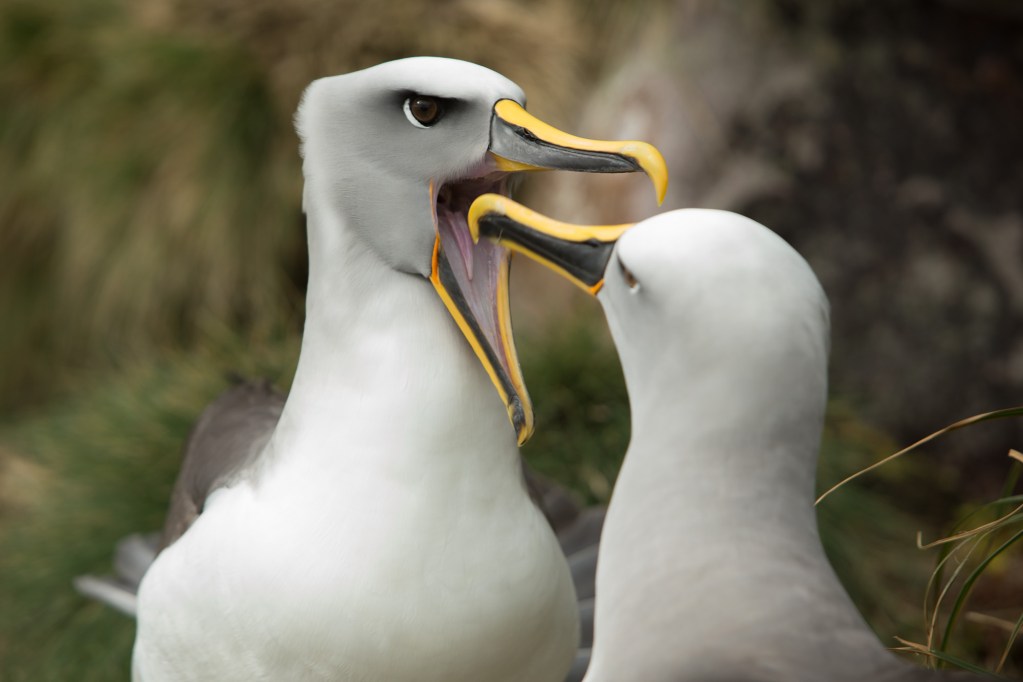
left=892, top=637, right=996, bottom=675
left=923, top=533, right=987, bottom=651
left=1010, top=449, right=1023, bottom=464
left=965, top=612, right=1020, bottom=633
left=996, top=613, right=1023, bottom=675
left=916, top=485, right=1023, bottom=671
left=938, top=526, right=1023, bottom=654
left=816, top=406, right=1023, bottom=506
left=921, top=497, right=1022, bottom=628
left=916, top=502, right=1023, bottom=550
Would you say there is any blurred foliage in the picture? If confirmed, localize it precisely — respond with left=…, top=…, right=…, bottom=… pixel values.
left=817, top=402, right=933, bottom=641
left=1, top=0, right=1020, bottom=678
left=521, top=314, right=629, bottom=504
left=0, top=334, right=298, bottom=680
left=916, top=461, right=1023, bottom=674
left=0, top=0, right=302, bottom=411
left=0, top=0, right=662, bottom=414
left=819, top=410, right=1023, bottom=675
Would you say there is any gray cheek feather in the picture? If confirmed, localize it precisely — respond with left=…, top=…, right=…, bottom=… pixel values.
left=342, top=166, right=436, bottom=277
left=306, top=83, right=495, bottom=279
left=309, top=102, right=438, bottom=277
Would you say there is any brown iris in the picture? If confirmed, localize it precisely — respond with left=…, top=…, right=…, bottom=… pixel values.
left=408, top=96, right=442, bottom=126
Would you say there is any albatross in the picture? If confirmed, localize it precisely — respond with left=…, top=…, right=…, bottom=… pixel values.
left=76, top=57, right=666, bottom=682
left=468, top=199, right=993, bottom=681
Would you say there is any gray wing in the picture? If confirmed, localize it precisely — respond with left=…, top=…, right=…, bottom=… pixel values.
left=75, top=378, right=284, bottom=614
left=159, top=378, right=285, bottom=548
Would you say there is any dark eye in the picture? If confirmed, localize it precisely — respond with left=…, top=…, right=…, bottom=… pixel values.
left=618, top=257, right=640, bottom=291
left=404, top=95, right=444, bottom=128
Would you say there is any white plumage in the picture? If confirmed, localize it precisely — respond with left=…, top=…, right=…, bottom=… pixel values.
left=585, top=210, right=987, bottom=682
left=132, top=58, right=585, bottom=682
left=468, top=203, right=991, bottom=681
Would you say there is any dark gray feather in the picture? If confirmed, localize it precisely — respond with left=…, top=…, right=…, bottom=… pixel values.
left=75, top=379, right=285, bottom=612
left=564, top=650, right=591, bottom=682
left=159, top=378, right=285, bottom=549
left=72, top=533, right=159, bottom=616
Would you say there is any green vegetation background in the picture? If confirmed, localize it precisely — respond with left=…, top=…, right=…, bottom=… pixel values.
left=0, top=0, right=1019, bottom=679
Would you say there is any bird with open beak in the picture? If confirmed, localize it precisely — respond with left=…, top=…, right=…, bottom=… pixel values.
left=80, top=57, right=672, bottom=682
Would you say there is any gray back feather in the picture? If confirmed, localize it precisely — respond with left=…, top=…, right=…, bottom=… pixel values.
left=159, top=378, right=285, bottom=548
left=74, top=379, right=285, bottom=613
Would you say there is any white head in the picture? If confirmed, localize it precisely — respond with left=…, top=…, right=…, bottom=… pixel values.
left=470, top=204, right=831, bottom=475
left=472, top=204, right=849, bottom=681
left=293, top=57, right=668, bottom=444
left=600, top=210, right=830, bottom=437
left=296, top=57, right=524, bottom=275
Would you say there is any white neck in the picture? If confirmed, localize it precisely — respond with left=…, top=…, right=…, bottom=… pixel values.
left=265, top=191, right=519, bottom=487
left=146, top=194, right=580, bottom=682
left=588, top=359, right=897, bottom=681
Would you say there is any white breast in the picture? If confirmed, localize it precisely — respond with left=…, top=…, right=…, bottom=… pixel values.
left=134, top=466, right=579, bottom=682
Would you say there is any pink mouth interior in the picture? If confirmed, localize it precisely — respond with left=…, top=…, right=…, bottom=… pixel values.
left=435, top=175, right=516, bottom=383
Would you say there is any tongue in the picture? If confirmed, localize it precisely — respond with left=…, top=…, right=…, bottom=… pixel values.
left=449, top=210, right=476, bottom=280
left=435, top=206, right=515, bottom=396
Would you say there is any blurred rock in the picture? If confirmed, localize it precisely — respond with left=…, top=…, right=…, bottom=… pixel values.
left=524, top=0, right=1023, bottom=470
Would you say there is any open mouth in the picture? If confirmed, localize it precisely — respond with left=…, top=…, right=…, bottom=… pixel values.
left=429, top=172, right=532, bottom=444
left=426, top=98, right=667, bottom=446
left=467, top=193, right=632, bottom=296
left=435, top=174, right=512, bottom=285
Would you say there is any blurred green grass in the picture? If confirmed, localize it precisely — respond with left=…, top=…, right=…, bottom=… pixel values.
left=0, top=335, right=299, bottom=680
left=1, top=0, right=1020, bottom=677
left=0, top=0, right=648, bottom=413
left=0, top=0, right=302, bottom=411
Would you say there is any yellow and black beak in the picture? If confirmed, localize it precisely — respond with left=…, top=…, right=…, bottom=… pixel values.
left=429, top=101, right=666, bottom=446
left=469, top=194, right=631, bottom=297
left=489, top=99, right=668, bottom=205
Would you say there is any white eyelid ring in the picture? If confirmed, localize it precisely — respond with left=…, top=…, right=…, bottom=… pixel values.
left=403, top=98, right=429, bottom=128
left=403, top=96, right=443, bottom=128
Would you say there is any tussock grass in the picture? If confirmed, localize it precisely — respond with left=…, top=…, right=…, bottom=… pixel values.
left=819, top=408, right=1023, bottom=675
left=0, top=0, right=302, bottom=412
left=916, top=459, right=1023, bottom=675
